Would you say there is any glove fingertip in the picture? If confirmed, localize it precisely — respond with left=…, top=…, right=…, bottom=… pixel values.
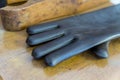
left=26, top=37, right=34, bottom=46
left=45, top=56, right=56, bottom=66
left=32, top=49, right=41, bottom=59
left=95, top=50, right=109, bottom=58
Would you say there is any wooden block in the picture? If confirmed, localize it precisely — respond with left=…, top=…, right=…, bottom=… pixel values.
left=0, top=0, right=113, bottom=31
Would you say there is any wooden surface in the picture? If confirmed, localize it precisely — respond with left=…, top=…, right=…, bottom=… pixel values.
left=0, top=8, right=120, bottom=80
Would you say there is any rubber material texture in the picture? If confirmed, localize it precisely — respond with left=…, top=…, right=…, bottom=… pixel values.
left=26, top=4, right=120, bottom=66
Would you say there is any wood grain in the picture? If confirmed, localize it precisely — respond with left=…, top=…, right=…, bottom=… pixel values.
left=0, top=14, right=120, bottom=80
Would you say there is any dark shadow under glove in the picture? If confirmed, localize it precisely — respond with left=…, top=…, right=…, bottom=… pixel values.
left=26, top=4, right=120, bottom=66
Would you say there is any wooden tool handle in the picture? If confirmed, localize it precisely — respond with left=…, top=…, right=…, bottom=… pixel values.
left=0, top=0, right=113, bottom=31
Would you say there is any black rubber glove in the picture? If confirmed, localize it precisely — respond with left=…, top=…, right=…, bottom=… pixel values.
left=26, top=4, right=120, bottom=66
left=0, top=0, right=7, bottom=8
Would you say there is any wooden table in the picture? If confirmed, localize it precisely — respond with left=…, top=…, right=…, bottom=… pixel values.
left=0, top=15, right=120, bottom=80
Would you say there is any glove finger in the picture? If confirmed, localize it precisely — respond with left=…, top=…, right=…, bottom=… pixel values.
left=26, top=29, right=65, bottom=46
left=27, top=23, right=58, bottom=35
left=91, top=41, right=110, bottom=58
left=45, top=40, right=92, bottom=66
left=32, top=35, right=74, bottom=59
